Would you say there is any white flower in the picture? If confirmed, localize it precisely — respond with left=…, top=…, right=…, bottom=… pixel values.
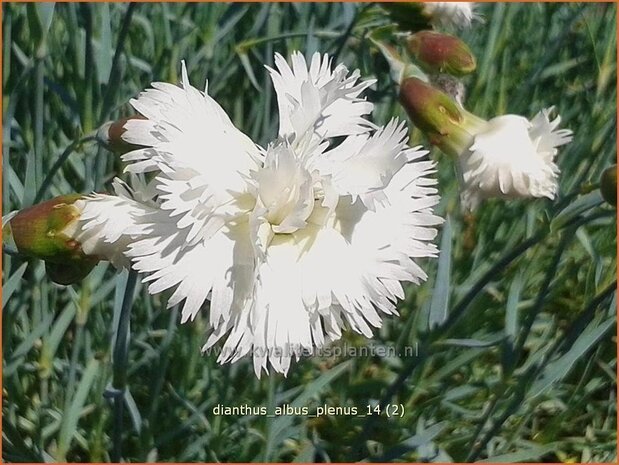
left=397, top=78, right=573, bottom=212
left=423, top=2, right=477, bottom=29
left=71, top=52, right=442, bottom=377
left=459, top=108, right=573, bottom=210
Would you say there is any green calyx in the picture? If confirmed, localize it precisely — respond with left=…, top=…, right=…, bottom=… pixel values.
left=3, top=196, right=99, bottom=284
left=399, top=77, right=486, bottom=157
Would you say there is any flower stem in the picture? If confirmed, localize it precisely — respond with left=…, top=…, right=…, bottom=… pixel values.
left=356, top=208, right=613, bottom=460
left=33, top=135, right=96, bottom=204
left=110, top=270, right=138, bottom=462
left=465, top=279, right=616, bottom=462
left=34, top=47, right=45, bottom=196
left=99, top=3, right=137, bottom=124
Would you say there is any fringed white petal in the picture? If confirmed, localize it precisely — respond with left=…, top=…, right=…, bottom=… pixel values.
left=69, top=178, right=157, bottom=268
left=313, top=119, right=428, bottom=209
left=205, top=155, right=442, bottom=377
left=528, top=107, right=574, bottom=158
left=267, top=51, right=375, bottom=143
left=122, top=61, right=262, bottom=241
left=128, top=217, right=255, bottom=327
left=459, top=112, right=571, bottom=211
left=423, top=2, right=478, bottom=29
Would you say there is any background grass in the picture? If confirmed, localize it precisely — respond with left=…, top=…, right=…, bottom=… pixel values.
left=2, top=2, right=617, bottom=462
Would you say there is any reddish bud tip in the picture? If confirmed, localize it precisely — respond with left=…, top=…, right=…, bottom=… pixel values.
left=97, top=115, right=146, bottom=154
left=407, top=31, right=476, bottom=76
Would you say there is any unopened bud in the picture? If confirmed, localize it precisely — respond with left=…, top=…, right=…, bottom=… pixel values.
left=399, top=77, right=462, bottom=139
left=407, top=31, right=476, bottom=76
left=96, top=115, right=145, bottom=154
left=600, top=165, right=617, bottom=207
left=399, top=77, right=485, bottom=156
left=3, top=196, right=97, bottom=284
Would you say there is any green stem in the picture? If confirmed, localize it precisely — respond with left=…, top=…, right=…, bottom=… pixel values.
left=464, top=226, right=575, bottom=461
left=34, top=51, right=45, bottom=193
left=65, top=284, right=91, bottom=407
left=441, top=232, right=544, bottom=333
left=236, top=30, right=341, bottom=53
left=33, top=135, right=96, bottom=203
left=465, top=375, right=528, bottom=462
left=110, top=270, right=138, bottom=462
left=99, top=3, right=137, bottom=124
left=356, top=208, right=613, bottom=460
left=94, top=3, right=138, bottom=190
left=466, top=279, right=616, bottom=462
left=443, top=209, right=611, bottom=336
left=81, top=3, right=94, bottom=134
left=511, top=227, right=575, bottom=359
left=2, top=62, right=34, bottom=272
left=331, top=4, right=363, bottom=63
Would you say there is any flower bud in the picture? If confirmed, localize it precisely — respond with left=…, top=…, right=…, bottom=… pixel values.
left=3, top=196, right=98, bottom=284
left=399, top=77, right=489, bottom=159
left=600, top=165, right=617, bottom=207
left=96, top=115, right=145, bottom=154
left=407, top=31, right=476, bottom=76
left=399, top=77, right=471, bottom=154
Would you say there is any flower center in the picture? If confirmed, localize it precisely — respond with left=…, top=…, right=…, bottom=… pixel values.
left=253, top=144, right=316, bottom=234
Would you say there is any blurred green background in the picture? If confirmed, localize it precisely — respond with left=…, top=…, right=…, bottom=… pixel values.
left=2, top=2, right=617, bottom=462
